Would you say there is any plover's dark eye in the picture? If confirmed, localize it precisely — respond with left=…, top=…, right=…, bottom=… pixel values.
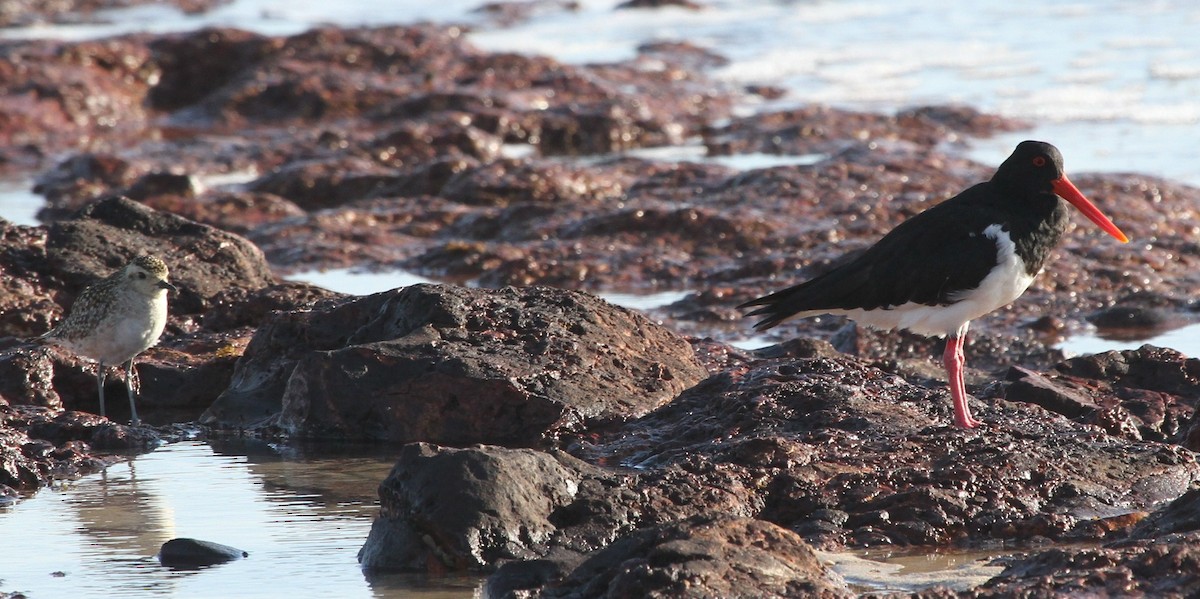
left=137, top=272, right=147, bottom=279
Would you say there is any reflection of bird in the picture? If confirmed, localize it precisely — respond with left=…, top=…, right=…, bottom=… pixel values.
left=740, top=141, right=1128, bottom=428
left=42, top=255, right=176, bottom=425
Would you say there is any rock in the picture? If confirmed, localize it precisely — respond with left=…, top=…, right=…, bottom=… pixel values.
left=201, top=284, right=707, bottom=441
left=962, top=532, right=1200, bottom=598
left=245, top=157, right=403, bottom=211
left=24, top=409, right=161, bottom=451
left=1005, top=365, right=1101, bottom=419
left=0, top=37, right=156, bottom=170
left=704, top=105, right=1024, bottom=158
left=0, top=197, right=276, bottom=420
left=0, top=346, right=60, bottom=408
left=1128, top=487, right=1200, bottom=538
left=158, top=538, right=248, bottom=568
left=1022, top=346, right=1200, bottom=442
left=0, top=406, right=121, bottom=491
left=528, top=516, right=850, bottom=599
left=587, top=351, right=1200, bottom=551
left=358, top=443, right=598, bottom=571
left=617, top=0, right=703, bottom=10
left=1089, top=304, right=1173, bottom=329
left=44, top=196, right=275, bottom=316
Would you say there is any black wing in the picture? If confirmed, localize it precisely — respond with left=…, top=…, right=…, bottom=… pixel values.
left=740, top=189, right=1010, bottom=330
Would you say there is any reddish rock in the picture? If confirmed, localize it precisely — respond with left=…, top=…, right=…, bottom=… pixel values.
left=587, top=348, right=1200, bottom=551
left=534, top=516, right=849, bottom=599
left=1003, top=346, right=1200, bottom=443
left=358, top=443, right=599, bottom=571
left=245, top=157, right=403, bottom=211
left=201, top=284, right=708, bottom=442
left=0, top=197, right=278, bottom=422
left=955, top=533, right=1200, bottom=598
left=0, top=405, right=144, bottom=492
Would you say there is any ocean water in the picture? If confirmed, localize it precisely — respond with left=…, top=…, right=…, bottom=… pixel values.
left=0, top=441, right=483, bottom=598
left=4, top=0, right=1196, bottom=184
left=1, top=5, right=1198, bottom=595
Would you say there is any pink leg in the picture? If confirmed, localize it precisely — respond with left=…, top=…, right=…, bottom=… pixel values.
left=943, top=329, right=981, bottom=428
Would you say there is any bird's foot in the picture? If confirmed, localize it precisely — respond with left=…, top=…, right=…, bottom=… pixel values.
left=954, top=414, right=983, bottom=429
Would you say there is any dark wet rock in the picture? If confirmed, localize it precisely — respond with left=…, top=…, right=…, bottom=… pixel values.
left=362, top=441, right=850, bottom=599
left=440, top=158, right=628, bottom=208
left=123, top=171, right=197, bottom=201
left=159, top=537, right=248, bottom=568
left=531, top=516, right=849, bottom=599
left=199, top=282, right=348, bottom=332
left=1002, top=346, right=1200, bottom=442
left=357, top=343, right=1200, bottom=593
left=365, top=116, right=504, bottom=167
left=1005, top=366, right=1104, bottom=420
left=33, top=153, right=139, bottom=219
left=0, top=198, right=277, bottom=422
left=43, top=196, right=275, bottom=317
left=17, top=402, right=159, bottom=451
left=202, top=284, right=707, bottom=442
left=141, top=191, right=307, bottom=236
left=536, top=103, right=673, bottom=156
left=918, top=487, right=1200, bottom=597
left=617, top=0, right=703, bottom=10
left=145, top=27, right=278, bottom=113
left=0, top=37, right=157, bottom=169
left=359, top=443, right=601, bottom=571
left=245, top=157, right=403, bottom=211
left=704, top=105, right=1025, bottom=157
left=1128, top=487, right=1200, bottom=539
left=1089, top=304, right=1173, bottom=329
left=0, top=0, right=227, bottom=28
left=636, top=40, right=730, bottom=71
left=586, top=351, right=1200, bottom=552
left=472, top=1, right=581, bottom=28
left=0, top=405, right=125, bottom=490
left=954, top=532, right=1200, bottom=598
left=0, top=345, right=61, bottom=408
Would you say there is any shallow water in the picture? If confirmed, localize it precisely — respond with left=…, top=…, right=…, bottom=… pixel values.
left=0, top=439, right=1012, bottom=598
left=823, top=546, right=1009, bottom=593
left=1059, top=321, right=1200, bottom=357
left=289, top=267, right=693, bottom=312
left=0, top=178, right=41, bottom=227
left=0, top=440, right=483, bottom=598
left=1, top=4, right=1197, bottom=594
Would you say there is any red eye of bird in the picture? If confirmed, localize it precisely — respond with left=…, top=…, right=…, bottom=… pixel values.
left=1032, top=156, right=1047, bottom=167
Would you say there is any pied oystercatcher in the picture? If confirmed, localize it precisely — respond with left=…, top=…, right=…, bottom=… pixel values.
left=739, top=141, right=1128, bottom=428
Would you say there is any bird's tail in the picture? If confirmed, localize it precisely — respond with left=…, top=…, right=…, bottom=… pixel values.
left=737, top=281, right=821, bottom=331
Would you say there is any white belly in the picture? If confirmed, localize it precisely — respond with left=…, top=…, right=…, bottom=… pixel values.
left=69, top=293, right=168, bottom=365
left=828, top=224, right=1035, bottom=337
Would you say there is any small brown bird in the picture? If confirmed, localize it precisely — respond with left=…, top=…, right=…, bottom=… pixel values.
left=42, top=255, right=176, bottom=425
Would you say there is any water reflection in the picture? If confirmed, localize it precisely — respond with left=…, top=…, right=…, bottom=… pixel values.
left=0, top=441, right=481, bottom=598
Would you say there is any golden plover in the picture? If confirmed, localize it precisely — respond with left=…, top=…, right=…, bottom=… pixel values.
left=42, top=255, right=176, bottom=425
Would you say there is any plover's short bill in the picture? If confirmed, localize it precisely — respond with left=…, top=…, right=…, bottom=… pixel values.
left=42, top=255, right=176, bottom=425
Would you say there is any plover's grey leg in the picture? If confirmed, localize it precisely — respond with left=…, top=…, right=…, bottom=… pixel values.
left=97, top=361, right=108, bottom=419
left=124, top=358, right=140, bottom=426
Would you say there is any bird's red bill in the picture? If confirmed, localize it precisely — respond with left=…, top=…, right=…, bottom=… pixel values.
left=1052, top=176, right=1130, bottom=243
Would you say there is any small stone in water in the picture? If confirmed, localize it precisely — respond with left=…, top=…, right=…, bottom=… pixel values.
left=159, top=538, right=248, bottom=568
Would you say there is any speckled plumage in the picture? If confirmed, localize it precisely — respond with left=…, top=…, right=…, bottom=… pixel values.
left=42, top=255, right=176, bottom=425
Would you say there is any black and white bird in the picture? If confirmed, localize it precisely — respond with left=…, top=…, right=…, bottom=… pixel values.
left=740, top=141, right=1128, bottom=428
left=42, top=255, right=176, bottom=425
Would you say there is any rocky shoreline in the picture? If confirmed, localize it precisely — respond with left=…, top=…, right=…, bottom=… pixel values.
left=2, top=7, right=1200, bottom=597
